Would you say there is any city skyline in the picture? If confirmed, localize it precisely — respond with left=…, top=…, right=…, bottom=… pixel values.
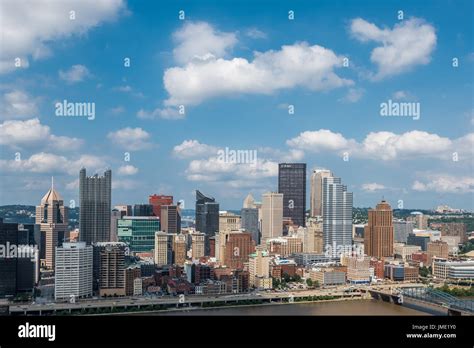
left=0, top=0, right=473, bottom=211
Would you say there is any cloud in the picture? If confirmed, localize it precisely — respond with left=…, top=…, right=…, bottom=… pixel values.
left=107, top=127, right=153, bottom=151
left=172, top=140, right=219, bottom=159
left=186, top=156, right=278, bottom=182
left=117, top=165, right=138, bottom=176
left=340, top=88, right=364, bottom=103
left=245, top=28, right=267, bottom=39
left=0, top=0, right=126, bottom=74
left=286, top=129, right=355, bottom=153
left=0, top=152, right=105, bottom=175
left=58, top=64, right=91, bottom=83
left=350, top=18, right=436, bottom=80
left=137, top=107, right=183, bottom=120
left=287, top=129, right=473, bottom=161
left=257, top=147, right=305, bottom=162
left=412, top=175, right=474, bottom=193
left=163, top=24, right=353, bottom=107
left=1, top=90, right=39, bottom=119
left=172, top=21, right=237, bottom=64
left=0, top=118, right=83, bottom=150
left=361, top=183, right=386, bottom=192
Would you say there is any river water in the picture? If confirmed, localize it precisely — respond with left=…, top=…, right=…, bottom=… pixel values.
left=153, top=299, right=430, bottom=316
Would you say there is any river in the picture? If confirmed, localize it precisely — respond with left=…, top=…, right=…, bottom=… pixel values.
left=150, top=299, right=430, bottom=316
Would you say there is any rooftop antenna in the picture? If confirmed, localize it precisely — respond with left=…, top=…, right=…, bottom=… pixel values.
left=51, top=176, right=54, bottom=190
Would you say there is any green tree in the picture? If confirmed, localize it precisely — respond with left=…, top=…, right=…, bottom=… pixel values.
left=306, top=278, right=313, bottom=287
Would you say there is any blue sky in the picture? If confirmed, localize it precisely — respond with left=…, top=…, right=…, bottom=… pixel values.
left=0, top=0, right=473, bottom=210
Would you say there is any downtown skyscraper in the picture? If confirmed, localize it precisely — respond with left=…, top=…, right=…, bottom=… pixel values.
left=36, top=181, right=68, bottom=269
left=195, top=190, right=219, bottom=254
left=278, top=163, right=306, bottom=227
left=79, top=168, right=112, bottom=245
left=364, top=200, right=394, bottom=258
left=310, top=169, right=333, bottom=217
left=261, top=192, right=283, bottom=243
left=322, top=176, right=353, bottom=257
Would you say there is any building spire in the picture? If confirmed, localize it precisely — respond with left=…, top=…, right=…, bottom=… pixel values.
left=51, top=176, right=54, bottom=190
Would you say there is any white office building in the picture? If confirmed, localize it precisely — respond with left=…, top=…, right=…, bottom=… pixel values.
left=54, top=242, right=93, bottom=300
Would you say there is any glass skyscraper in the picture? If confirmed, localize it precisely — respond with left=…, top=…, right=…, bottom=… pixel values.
left=322, top=176, right=353, bottom=258
left=195, top=190, right=219, bottom=255
left=79, top=168, right=112, bottom=245
left=117, top=216, right=160, bottom=253
left=278, top=163, right=307, bottom=227
left=241, top=207, right=259, bottom=245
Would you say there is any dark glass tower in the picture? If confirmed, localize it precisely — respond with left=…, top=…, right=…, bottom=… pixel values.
left=79, top=168, right=112, bottom=245
left=241, top=208, right=259, bottom=245
left=278, top=163, right=307, bottom=227
left=0, top=219, right=18, bottom=297
left=195, top=190, right=219, bottom=255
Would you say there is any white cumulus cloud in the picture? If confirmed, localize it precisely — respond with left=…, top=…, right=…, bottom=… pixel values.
left=0, top=0, right=126, bottom=73
left=107, top=127, right=153, bottom=151
left=350, top=17, right=436, bottom=80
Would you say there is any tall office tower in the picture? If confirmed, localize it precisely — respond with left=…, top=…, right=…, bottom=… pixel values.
left=0, top=219, right=37, bottom=297
left=243, top=193, right=256, bottom=208
left=133, top=204, right=154, bottom=217
left=173, top=234, right=187, bottom=266
left=149, top=194, right=173, bottom=218
left=117, top=216, right=160, bottom=253
left=55, top=242, right=93, bottom=300
left=115, top=205, right=132, bottom=217
left=110, top=209, right=121, bottom=242
left=36, top=181, right=68, bottom=269
left=278, top=163, right=306, bottom=227
left=0, top=219, right=18, bottom=297
left=261, top=192, right=283, bottom=243
left=154, top=232, right=174, bottom=266
left=191, top=232, right=206, bottom=260
left=161, top=205, right=181, bottom=234
left=93, top=242, right=126, bottom=296
left=241, top=208, right=259, bottom=245
left=310, top=169, right=333, bottom=217
left=323, top=177, right=353, bottom=258
left=364, top=200, right=394, bottom=258
left=79, top=168, right=112, bottom=245
left=195, top=190, right=219, bottom=255
left=223, top=231, right=255, bottom=270
left=219, top=211, right=241, bottom=232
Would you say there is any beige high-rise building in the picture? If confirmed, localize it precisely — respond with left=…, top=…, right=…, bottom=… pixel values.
left=249, top=246, right=271, bottom=288
left=310, top=169, right=332, bottom=217
left=364, top=200, right=394, bottom=258
left=219, top=211, right=241, bottom=232
left=96, top=242, right=126, bottom=297
left=191, top=232, right=206, bottom=260
left=173, top=234, right=187, bottom=266
left=296, top=220, right=324, bottom=253
left=261, top=192, right=283, bottom=243
left=154, top=231, right=173, bottom=266
left=36, top=181, right=68, bottom=269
